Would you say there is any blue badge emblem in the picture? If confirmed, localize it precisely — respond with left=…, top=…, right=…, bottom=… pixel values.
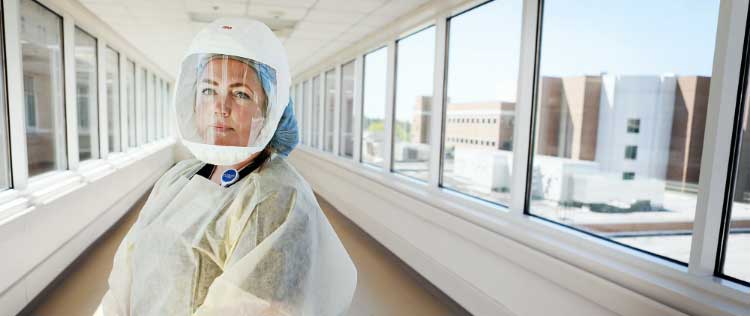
left=220, top=168, right=239, bottom=187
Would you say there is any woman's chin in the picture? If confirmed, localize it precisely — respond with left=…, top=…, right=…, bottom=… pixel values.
left=201, top=135, right=241, bottom=147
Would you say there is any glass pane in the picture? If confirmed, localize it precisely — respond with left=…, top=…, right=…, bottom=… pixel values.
left=339, top=60, right=355, bottom=158
left=323, top=69, right=336, bottom=152
left=167, top=83, right=171, bottom=136
left=362, top=47, right=388, bottom=167
left=106, top=47, right=120, bottom=153
left=125, top=60, right=136, bottom=148
left=302, top=80, right=310, bottom=145
left=159, top=79, right=167, bottom=138
left=21, top=0, right=66, bottom=176
left=394, top=26, right=435, bottom=181
left=529, top=0, right=720, bottom=263
left=0, top=3, right=10, bottom=190
left=311, top=76, right=321, bottom=148
left=139, top=68, right=146, bottom=146
left=149, top=74, right=156, bottom=142
left=156, top=78, right=161, bottom=139
left=295, top=84, right=303, bottom=141
left=442, top=0, right=522, bottom=203
left=75, top=27, right=98, bottom=161
left=724, top=82, right=750, bottom=283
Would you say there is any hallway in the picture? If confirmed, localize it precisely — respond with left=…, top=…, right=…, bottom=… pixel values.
left=23, top=188, right=468, bottom=316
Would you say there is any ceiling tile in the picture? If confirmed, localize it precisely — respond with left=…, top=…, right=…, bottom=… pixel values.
left=304, top=9, right=366, bottom=24
left=250, top=0, right=316, bottom=8
left=371, top=0, right=428, bottom=17
left=314, top=0, right=387, bottom=13
left=246, top=4, right=308, bottom=20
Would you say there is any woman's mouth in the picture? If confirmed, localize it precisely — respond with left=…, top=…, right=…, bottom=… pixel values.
left=211, top=125, right=233, bottom=132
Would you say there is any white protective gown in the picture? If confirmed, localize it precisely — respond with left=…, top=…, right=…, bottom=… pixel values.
left=101, top=155, right=357, bottom=315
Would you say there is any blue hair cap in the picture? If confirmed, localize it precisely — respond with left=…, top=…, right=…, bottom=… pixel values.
left=269, top=98, right=298, bottom=156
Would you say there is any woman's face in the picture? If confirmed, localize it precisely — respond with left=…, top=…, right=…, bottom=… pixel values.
left=195, top=58, right=267, bottom=147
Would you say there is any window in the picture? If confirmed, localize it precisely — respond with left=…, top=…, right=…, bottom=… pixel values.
left=154, top=78, right=161, bottom=140
left=161, top=79, right=167, bottom=138
left=441, top=0, right=522, bottom=203
left=159, top=78, right=165, bottom=139
left=105, top=47, right=121, bottom=153
left=722, top=80, right=750, bottom=284
left=624, top=145, right=638, bottom=160
left=21, top=0, right=67, bottom=176
left=0, top=10, right=10, bottom=190
left=323, top=69, right=336, bottom=152
left=294, top=84, right=303, bottom=145
left=302, top=80, right=310, bottom=145
left=164, top=80, right=169, bottom=138
left=74, top=27, right=98, bottom=161
left=529, top=0, right=720, bottom=263
left=138, top=68, right=147, bottom=146
left=627, top=118, right=640, bottom=133
left=393, top=26, right=435, bottom=181
left=340, top=60, right=355, bottom=158
left=362, top=46, right=388, bottom=167
left=311, top=76, right=321, bottom=148
left=166, top=83, right=171, bottom=136
left=149, top=73, right=156, bottom=142
left=125, top=60, right=136, bottom=148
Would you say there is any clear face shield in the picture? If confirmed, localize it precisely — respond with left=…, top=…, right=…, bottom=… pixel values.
left=176, top=54, right=277, bottom=150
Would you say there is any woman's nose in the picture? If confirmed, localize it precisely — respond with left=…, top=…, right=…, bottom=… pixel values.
left=213, top=93, right=233, bottom=116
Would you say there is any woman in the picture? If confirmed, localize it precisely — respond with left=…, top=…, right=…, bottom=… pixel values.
left=101, top=18, right=357, bottom=316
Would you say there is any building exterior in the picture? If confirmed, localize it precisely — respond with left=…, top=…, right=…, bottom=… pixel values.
left=443, top=74, right=711, bottom=209
left=535, top=76, right=602, bottom=161
left=667, top=76, right=711, bottom=191
left=444, top=100, right=515, bottom=150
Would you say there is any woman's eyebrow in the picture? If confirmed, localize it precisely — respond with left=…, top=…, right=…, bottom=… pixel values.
left=228, top=82, right=254, bottom=90
left=201, top=78, right=219, bottom=85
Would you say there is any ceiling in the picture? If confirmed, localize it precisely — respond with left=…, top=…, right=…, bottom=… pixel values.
left=78, top=0, right=430, bottom=79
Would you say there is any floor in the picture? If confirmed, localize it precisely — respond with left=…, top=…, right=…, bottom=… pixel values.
left=23, top=190, right=469, bottom=316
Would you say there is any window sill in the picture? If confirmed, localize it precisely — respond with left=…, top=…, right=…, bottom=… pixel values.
left=0, top=138, right=176, bottom=223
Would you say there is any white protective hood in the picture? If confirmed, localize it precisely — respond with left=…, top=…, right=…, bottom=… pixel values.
left=174, top=18, right=291, bottom=165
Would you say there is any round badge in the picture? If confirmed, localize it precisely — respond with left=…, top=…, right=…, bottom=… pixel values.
left=220, top=168, right=239, bottom=187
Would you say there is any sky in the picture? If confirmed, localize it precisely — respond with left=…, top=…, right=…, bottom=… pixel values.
left=357, top=0, right=720, bottom=120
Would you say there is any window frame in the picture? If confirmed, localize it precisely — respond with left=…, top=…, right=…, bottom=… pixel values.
left=0, top=5, right=11, bottom=191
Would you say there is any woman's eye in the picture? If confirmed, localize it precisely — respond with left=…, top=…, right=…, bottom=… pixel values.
left=233, top=91, right=252, bottom=100
left=201, top=88, right=217, bottom=95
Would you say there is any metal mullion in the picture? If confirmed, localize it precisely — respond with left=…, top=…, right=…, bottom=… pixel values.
left=134, top=65, right=141, bottom=146
left=428, top=14, right=448, bottom=188
left=117, top=52, right=130, bottom=152
left=136, top=65, right=145, bottom=146
left=305, top=79, right=312, bottom=146
left=384, top=40, right=396, bottom=171
left=353, top=56, right=364, bottom=163
left=97, top=38, right=109, bottom=158
left=510, top=0, right=542, bottom=214
left=4, top=0, right=28, bottom=189
left=317, top=73, right=325, bottom=150
left=688, top=0, right=749, bottom=277
left=62, top=13, right=79, bottom=169
left=160, top=79, right=165, bottom=139
left=333, top=64, right=342, bottom=156
left=119, top=52, right=128, bottom=149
